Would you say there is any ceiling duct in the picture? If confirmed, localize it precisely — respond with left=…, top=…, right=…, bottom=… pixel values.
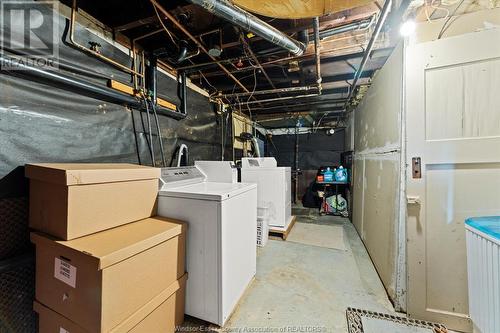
left=186, top=0, right=306, bottom=56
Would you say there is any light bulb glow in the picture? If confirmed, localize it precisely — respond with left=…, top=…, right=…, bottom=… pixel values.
left=400, top=19, right=416, bottom=36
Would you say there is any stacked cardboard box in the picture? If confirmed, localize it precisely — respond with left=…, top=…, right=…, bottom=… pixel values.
left=25, top=164, right=186, bottom=333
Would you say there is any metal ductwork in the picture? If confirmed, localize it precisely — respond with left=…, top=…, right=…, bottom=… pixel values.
left=186, top=0, right=306, bottom=56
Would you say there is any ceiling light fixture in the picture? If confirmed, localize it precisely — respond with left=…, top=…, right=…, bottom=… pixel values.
left=400, top=19, right=416, bottom=36
left=326, top=128, right=335, bottom=135
left=400, top=11, right=417, bottom=37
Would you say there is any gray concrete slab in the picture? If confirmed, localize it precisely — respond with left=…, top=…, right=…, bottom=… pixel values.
left=179, top=210, right=454, bottom=333
left=222, top=215, right=394, bottom=332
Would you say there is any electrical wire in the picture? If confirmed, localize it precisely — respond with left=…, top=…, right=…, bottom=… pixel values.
left=151, top=1, right=179, bottom=47
left=425, top=0, right=458, bottom=23
left=245, top=68, right=258, bottom=119
left=437, top=0, right=467, bottom=38
left=314, top=112, right=329, bottom=133
left=199, top=70, right=219, bottom=96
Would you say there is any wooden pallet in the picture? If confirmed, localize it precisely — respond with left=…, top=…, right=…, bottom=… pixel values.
left=269, top=215, right=297, bottom=240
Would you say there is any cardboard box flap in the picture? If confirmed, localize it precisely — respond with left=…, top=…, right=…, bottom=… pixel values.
left=34, top=300, right=88, bottom=333
left=111, top=274, right=187, bottom=332
left=25, top=163, right=160, bottom=185
left=31, top=216, right=186, bottom=270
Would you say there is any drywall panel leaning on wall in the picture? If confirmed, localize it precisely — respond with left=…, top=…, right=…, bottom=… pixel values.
left=351, top=42, right=404, bottom=308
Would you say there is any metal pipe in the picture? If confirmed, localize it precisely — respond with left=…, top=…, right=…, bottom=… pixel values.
left=255, top=110, right=345, bottom=122
left=176, top=56, right=250, bottom=71
left=178, top=46, right=201, bottom=63
left=346, top=0, right=392, bottom=104
left=141, top=51, right=146, bottom=90
left=0, top=54, right=186, bottom=119
left=247, top=99, right=347, bottom=111
left=220, top=85, right=319, bottom=99
left=178, top=71, right=188, bottom=115
left=242, top=37, right=277, bottom=92
left=255, top=107, right=344, bottom=115
left=316, top=16, right=375, bottom=40
left=146, top=56, right=158, bottom=103
left=150, top=0, right=250, bottom=93
left=230, top=93, right=319, bottom=106
left=143, top=96, right=155, bottom=166
left=190, top=32, right=376, bottom=80
left=150, top=101, right=167, bottom=167
left=186, top=0, right=306, bottom=56
left=187, top=17, right=376, bottom=76
left=133, top=29, right=164, bottom=43
left=313, top=17, right=322, bottom=93
left=297, top=29, right=309, bottom=45
left=69, top=0, right=143, bottom=77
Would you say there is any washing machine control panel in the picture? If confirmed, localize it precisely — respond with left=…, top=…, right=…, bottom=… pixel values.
left=159, top=166, right=206, bottom=189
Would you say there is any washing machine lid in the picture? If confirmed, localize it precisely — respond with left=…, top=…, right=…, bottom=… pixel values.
left=159, top=181, right=256, bottom=201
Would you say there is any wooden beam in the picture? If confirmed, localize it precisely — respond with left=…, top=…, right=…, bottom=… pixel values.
left=107, top=79, right=177, bottom=111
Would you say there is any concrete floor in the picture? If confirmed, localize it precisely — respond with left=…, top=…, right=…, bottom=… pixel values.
left=181, top=212, right=395, bottom=332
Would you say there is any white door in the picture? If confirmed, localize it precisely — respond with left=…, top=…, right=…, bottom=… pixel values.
left=405, top=28, right=500, bottom=332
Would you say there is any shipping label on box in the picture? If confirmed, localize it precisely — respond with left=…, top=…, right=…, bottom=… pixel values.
left=54, top=258, right=77, bottom=288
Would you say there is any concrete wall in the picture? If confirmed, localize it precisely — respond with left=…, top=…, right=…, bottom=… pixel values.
left=348, top=42, right=404, bottom=306
left=267, top=130, right=345, bottom=201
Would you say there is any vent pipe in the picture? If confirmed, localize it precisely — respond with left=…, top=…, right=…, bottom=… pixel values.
left=186, top=0, right=306, bottom=56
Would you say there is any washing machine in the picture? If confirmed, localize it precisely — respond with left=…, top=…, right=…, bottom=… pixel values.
left=157, top=166, right=257, bottom=326
left=241, top=157, right=292, bottom=230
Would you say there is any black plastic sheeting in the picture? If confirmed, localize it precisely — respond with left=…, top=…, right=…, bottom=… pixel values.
left=266, top=130, right=345, bottom=170
left=0, top=1, right=232, bottom=178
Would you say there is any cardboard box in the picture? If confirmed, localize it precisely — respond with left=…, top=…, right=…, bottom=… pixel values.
left=26, top=163, right=160, bottom=240
left=34, top=274, right=187, bottom=333
left=31, top=216, right=186, bottom=332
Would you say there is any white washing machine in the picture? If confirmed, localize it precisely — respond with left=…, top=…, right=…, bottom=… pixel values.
left=241, top=157, right=292, bottom=230
left=157, top=166, right=257, bottom=326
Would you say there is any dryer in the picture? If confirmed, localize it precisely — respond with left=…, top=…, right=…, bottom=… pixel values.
left=195, top=160, right=238, bottom=183
left=241, top=157, right=292, bottom=230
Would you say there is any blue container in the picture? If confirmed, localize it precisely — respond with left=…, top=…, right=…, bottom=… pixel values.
left=334, top=166, right=348, bottom=182
left=465, top=216, right=500, bottom=240
left=323, top=167, right=334, bottom=182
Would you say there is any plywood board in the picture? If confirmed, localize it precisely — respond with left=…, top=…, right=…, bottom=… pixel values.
left=233, top=0, right=373, bottom=19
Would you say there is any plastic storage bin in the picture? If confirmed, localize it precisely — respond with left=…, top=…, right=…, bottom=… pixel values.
left=257, top=206, right=270, bottom=247
left=465, top=216, right=500, bottom=333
